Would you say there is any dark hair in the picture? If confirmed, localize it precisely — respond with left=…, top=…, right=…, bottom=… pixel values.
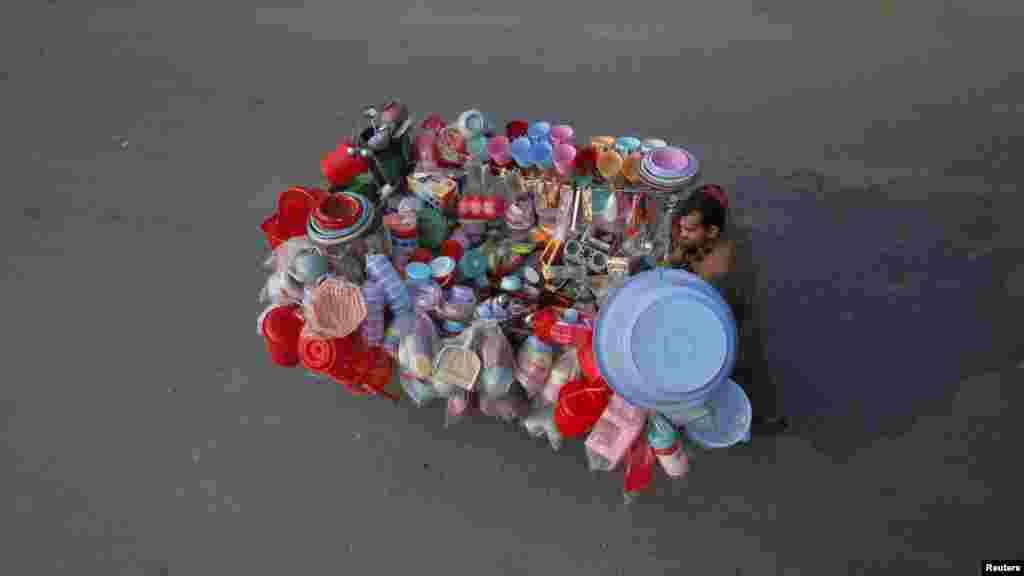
left=675, top=185, right=727, bottom=232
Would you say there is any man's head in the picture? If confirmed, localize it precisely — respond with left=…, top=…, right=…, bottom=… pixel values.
left=674, top=184, right=728, bottom=249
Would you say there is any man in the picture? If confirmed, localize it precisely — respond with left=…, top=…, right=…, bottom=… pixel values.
left=670, top=185, right=791, bottom=435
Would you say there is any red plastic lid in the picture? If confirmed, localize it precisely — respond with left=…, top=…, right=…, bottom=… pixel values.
left=554, top=378, right=611, bottom=438
left=299, top=333, right=337, bottom=372
left=278, top=187, right=319, bottom=235
left=439, top=239, right=464, bottom=263
left=314, top=194, right=362, bottom=230
left=261, top=304, right=304, bottom=345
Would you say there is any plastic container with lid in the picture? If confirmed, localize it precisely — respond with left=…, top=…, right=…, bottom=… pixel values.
left=592, top=268, right=737, bottom=425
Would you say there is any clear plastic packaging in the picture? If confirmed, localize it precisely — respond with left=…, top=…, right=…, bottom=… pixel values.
left=622, top=435, right=658, bottom=505
left=583, top=395, right=648, bottom=471
left=399, top=311, right=438, bottom=381
left=383, top=309, right=416, bottom=357
left=514, top=336, right=557, bottom=397
left=444, top=390, right=471, bottom=428
left=478, top=394, right=529, bottom=423
left=400, top=371, right=438, bottom=407
left=477, top=320, right=518, bottom=398
left=432, top=324, right=481, bottom=394
left=522, top=401, right=564, bottom=451
left=360, top=279, right=387, bottom=346
left=542, top=347, right=580, bottom=405
left=262, top=270, right=304, bottom=305
left=436, top=285, right=477, bottom=323
left=365, top=254, right=411, bottom=313
left=646, top=413, right=689, bottom=479
left=270, top=236, right=318, bottom=275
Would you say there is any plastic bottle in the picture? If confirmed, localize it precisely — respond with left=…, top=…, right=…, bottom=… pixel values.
left=515, top=335, right=557, bottom=397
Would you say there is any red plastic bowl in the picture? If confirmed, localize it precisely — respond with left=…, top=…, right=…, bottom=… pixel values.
left=277, top=187, right=320, bottom=236
left=313, top=193, right=362, bottom=230
left=554, top=378, right=611, bottom=437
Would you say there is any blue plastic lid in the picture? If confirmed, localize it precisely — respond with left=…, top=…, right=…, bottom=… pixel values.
left=594, top=269, right=737, bottom=409
left=431, top=256, right=456, bottom=277
left=500, top=275, right=522, bottom=291
left=406, top=262, right=432, bottom=282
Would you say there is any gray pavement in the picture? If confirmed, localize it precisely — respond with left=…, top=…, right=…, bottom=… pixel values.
left=3, top=1, right=1022, bottom=574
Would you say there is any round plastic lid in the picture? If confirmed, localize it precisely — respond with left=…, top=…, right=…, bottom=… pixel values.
left=630, top=296, right=727, bottom=393
left=406, top=262, right=432, bottom=282
left=431, top=256, right=455, bottom=277
left=300, top=334, right=337, bottom=372
left=594, top=269, right=735, bottom=406
left=459, top=250, right=487, bottom=278
left=651, top=147, right=690, bottom=172
left=458, top=109, right=484, bottom=135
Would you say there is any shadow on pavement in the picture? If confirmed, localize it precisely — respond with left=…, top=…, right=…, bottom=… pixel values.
left=721, top=170, right=1020, bottom=460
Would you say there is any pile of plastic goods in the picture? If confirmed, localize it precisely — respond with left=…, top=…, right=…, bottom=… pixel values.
left=257, top=101, right=752, bottom=501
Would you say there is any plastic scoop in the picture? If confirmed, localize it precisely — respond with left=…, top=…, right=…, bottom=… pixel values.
left=432, top=324, right=482, bottom=392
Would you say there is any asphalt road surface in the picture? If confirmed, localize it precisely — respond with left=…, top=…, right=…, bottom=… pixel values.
left=4, top=1, right=1022, bottom=574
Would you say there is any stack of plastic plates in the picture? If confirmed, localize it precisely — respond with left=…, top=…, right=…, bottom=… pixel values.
left=593, top=269, right=737, bottom=426
left=638, top=146, right=700, bottom=193
left=307, top=191, right=378, bottom=246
